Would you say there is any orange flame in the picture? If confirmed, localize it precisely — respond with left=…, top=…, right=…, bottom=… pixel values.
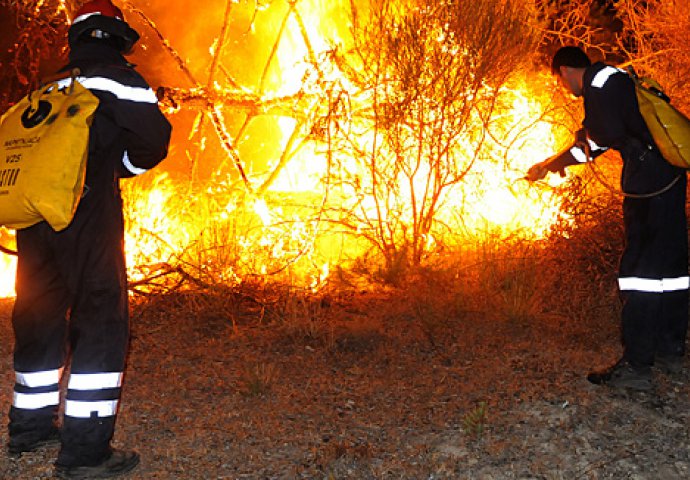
left=0, top=0, right=573, bottom=298
left=0, top=227, right=16, bottom=298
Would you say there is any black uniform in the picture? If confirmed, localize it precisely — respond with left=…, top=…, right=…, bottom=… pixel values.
left=9, top=42, right=171, bottom=466
left=547, top=62, right=689, bottom=367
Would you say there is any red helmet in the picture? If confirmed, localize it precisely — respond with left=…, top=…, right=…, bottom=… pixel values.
left=68, top=0, right=140, bottom=53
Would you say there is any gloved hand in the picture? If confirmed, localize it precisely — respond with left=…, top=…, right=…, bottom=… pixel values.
left=574, top=128, right=589, bottom=153
left=525, top=159, right=551, bottom=182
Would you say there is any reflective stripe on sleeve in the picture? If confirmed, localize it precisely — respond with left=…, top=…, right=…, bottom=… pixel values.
left=68, top=372, right=123, bottom=391
left=587, top=138, right=608, bottom=153
left=65, top=399, right=119, bottom=418
left=618, top=276, right=690, bottom=293
left=57, top=76, right=158, bottom=104
left=591, top=66, right=625, bottom=88
left=570, top=140, right=608, bottom=163
left=15, top=368, right=62, bottom=388
left=122, top=151, right=148, bottom=176
left=13, top=391, right=60, bottom=410
left=570, top=146, right=589, bottom=163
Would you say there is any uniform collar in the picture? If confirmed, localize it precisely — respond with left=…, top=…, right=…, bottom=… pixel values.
left=67, top=42, right=131, bottom=68
left=583, top=62, right=610, bottom=89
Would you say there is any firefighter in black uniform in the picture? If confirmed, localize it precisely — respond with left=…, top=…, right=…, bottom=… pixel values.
left=527, top=46, right=688, bottom=391
left=6, top=0, right=171, bottom=477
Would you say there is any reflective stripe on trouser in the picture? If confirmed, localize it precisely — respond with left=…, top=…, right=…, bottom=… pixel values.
left=9, top=368, right=63, bottom=446
left=11, top=218, right=130, bottom=467
left=65, top=372, right=123, bottom=419
left=9, top=234, right=71, bottom=444
left=59, top=372, right=124, bottom=467
left=12, top=368, right=62, bottom=410
left=619, top=174, right=689, bottom=366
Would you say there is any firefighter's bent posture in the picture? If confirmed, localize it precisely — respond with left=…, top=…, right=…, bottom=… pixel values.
left=7, top=0, right=172, bottom=477
left=527, top=46, right=688, bottom=391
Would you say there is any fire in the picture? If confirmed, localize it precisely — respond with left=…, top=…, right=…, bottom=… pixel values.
left=0, top=0, right=574, bottom=298
left=111, top=72, right=568, bottom=297
left=459, top=76, right=567, bottom=236
left=0, top=227, right=16, bottom=298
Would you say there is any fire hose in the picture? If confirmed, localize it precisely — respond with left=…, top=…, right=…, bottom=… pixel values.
left=523, top=143, right=681, bottom=199
left=584, top=157, right=681, bottom=199
left=0, top=243, right=17, bottom=256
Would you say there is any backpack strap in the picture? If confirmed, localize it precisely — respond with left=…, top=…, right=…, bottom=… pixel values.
left=39, top=68, right=82, bottom=88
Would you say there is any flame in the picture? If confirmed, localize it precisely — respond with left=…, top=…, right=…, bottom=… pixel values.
left=0, top=0, right=575, bottom=298
left=0, top=79, right=568, bottom=298
left=459, top=76, right=567, bottom=237
left=0, top=228, right=16, bottom=298
left=110, top=73, right=568, bottom=298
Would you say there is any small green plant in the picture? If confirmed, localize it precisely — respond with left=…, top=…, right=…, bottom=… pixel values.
left=462, top=401, right=488, bottom=439
left=405, top=267, right=459, bottom=347
left=238, top=362, right=276, bottom=397
left=272, top=287, right=334, bottom=348
left=476, top=232, right=542, bottom=323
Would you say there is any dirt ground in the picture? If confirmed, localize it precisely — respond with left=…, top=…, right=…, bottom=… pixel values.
left=1, top=289, right=690, bottom=480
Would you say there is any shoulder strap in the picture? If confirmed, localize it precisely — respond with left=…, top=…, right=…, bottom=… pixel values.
left=39, top=68, right=82, bottom=88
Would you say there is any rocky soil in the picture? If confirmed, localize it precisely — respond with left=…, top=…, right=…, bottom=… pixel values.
left=1, top=290, right=689, bottom=479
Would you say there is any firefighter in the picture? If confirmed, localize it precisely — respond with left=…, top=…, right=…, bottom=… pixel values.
left=526, top=46, right=688, bottom=391
left=6, top=0, right=171, bottom=477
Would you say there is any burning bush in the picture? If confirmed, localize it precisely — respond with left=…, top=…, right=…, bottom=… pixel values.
left=325, top=0, right=545, bottom=270
left=1, top=0, right=677, bottom=300
left=115, top=0, right=567, bottom=293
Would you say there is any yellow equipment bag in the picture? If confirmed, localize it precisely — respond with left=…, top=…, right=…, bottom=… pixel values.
left=0, top=71, right=99, bottom=231
left=630, top=69, right=690, bottom=169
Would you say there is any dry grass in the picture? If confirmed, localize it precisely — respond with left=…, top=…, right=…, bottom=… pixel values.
left=1, top=210, right=689, bottom=478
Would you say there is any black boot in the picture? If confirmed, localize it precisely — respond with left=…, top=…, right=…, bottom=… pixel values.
left=655, top=354, right=684, bottom=374
left=587, top=359, right=653, bottom=391
left=55, top=449, right=140, bottom=479
left=7, top=427, right=60, bottom=458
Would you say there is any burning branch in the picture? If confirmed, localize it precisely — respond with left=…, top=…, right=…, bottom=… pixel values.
left=131, top=0, right=335, bottom=198
left=615, top=0, right=690, bottom=110
left=122, top=0, right=196, bottom=85
left=209, top=105, right=252, bottom=191
left=325, top=0, right=545, bottom=269
left=0, top=0, right=73, bottom=106
left=0, top=244, right=17, bottom=256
